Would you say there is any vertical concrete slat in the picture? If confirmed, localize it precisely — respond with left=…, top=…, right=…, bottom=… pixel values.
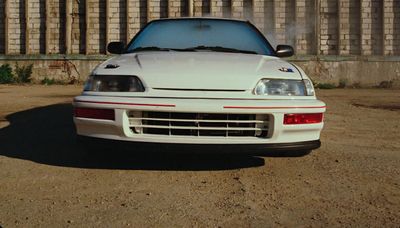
left=4, top=0, right=9, bottom=55
left=210, top=0, right=216, bottom=17
left=85, top=0, right=90, bottom=55
left=382, top=0, right=391, bottom=55
left=192, top=0, right=201, bottom=17
left=253, top=0, right=264, bottom=32
left=147, top=0, right=151, bottom=22
left=66, top=0, right=72, bottom=54
left=273, top=0, right=278, bottom=43
left=355, top=0, right=362, bottom=55
left=126, top=0, right=131, bottom=44
left=45, top=0, right=50, bottom=54
left=231, top=0, right=243, bottom=19
left=209, top=0, right=213, bottom=16
left=263, top=0, right=275, bottom=45
left=189, top=0, right=194, bottom=17
left=293, top=0, right=298, bottom=54
left=25, top=0, right=30, bottom=54
left=211, top=0, right=221, bottom=17
left=230, top=0, right=234, bottom=18
left=382, top=0, right=386, bottom=55
left=316, top=0, right=320, bottom=55
left=360, top=0, right=364, bottom=55
left=337, top=0, right=342, bottom=55
left=295, top=0, right=312, bottom=55
left=379, top=0, right=384, bottom=55
left=168, top=0, right=174, bottom=18
left=106, top=0, right=110, bottom=53
left=243, top=0, right=254, bottom=21
left=381, top=0, right=385, bottom=55
left=360, top=0, right=368, bottom=55
left=274, top=0, right=283, bottom=45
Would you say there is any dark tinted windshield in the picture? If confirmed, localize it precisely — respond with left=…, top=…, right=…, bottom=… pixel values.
left=126, top=19, right=275, bottom=55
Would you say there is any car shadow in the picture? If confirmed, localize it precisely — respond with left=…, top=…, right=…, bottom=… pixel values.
left=0, top=103, right=265, bottom=171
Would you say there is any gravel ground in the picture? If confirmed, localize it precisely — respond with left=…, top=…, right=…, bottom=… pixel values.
left=0, top=85, right=399, bottom=227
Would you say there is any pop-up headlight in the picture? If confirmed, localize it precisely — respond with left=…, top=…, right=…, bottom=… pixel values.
left=254, top=79, right=314, bottom=96
left=84, top=75, right=145, bottom=92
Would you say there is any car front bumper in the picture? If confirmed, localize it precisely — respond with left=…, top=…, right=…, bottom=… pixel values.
left=73, top=95, right=326, bottom=146
left=78, top=135, right=321, bottom=154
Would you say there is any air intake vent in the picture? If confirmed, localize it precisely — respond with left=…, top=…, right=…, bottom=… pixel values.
left=128, top=111, right=270, bottom=138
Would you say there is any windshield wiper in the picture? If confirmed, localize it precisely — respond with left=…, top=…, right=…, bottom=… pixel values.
left=127, top=46, right=173, bottom=53
left=127, top=46, right=199, bottom=53
left=183, top=46, right=258, bottom=54
left=127, top=46, right=258, bottom=54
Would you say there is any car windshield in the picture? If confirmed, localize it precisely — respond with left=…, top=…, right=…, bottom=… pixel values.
left=126, top=19, right=275, bottom=56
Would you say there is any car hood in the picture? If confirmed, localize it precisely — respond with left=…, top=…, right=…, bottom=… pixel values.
left=94, top=52, right=303, bottom=90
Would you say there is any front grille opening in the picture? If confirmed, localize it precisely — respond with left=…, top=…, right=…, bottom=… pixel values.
left=128, top=111, right=270, bottom=138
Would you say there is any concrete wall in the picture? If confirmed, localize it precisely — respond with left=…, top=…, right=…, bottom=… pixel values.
left=1, top=0, right=400, bottom=55
left=293, top=57, right=400, bottom=87
left=1, top=55, right=400, bottom=88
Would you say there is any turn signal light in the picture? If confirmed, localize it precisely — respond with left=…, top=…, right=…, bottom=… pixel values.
left=283, top=113, right=323, bottom=125
left=74, top=108, right=115, bottom=120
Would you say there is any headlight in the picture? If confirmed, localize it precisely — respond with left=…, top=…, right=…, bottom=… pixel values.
left=84, top=75, right=145, bottom=92
left=254, top=79, right=314, bottom=96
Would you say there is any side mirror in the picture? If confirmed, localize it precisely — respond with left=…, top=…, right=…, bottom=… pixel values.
left=107, top=42, right=125, bottom=54
left=276, top=45, right=294, bottom=57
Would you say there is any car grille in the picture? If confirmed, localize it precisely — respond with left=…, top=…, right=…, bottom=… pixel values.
left=128, top=111, right=270, bottom=138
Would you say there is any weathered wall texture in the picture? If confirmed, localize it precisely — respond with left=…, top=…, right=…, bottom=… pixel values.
left=1, top=56, right=400, bottom=88
left=0, top=2, right=5, bottom=54
left=1, top=0, right=400, bottom=56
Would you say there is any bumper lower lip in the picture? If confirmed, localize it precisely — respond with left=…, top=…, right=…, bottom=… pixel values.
left=78, top=135, right=321, bottom=154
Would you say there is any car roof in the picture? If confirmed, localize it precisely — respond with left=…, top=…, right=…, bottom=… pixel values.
left=149, top=17, right=249, bottom=23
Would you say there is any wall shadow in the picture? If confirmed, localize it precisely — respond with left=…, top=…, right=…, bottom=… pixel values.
left=0, top=104, right=265, bottom=171
left=78, top=0, right=86, bottom=54
left=348, top=0, right=361, bottom=55
left=305, top=0, right=317, bottom=55
left=243, top=0, right=253, bottom=21
left=160, top=0, right=168, bottom=18
left=59, top=0, right=66, bottom=53
left=222, top=0, right=232, bottom=18
left=371, top=0, right=383, bottom=55
left=325, top=0, right=338, bottom=55
left=180, top=0, right=188, bottom=17
left=98, top=0, right=107, bottom=54
left=18, top=0, right=26, bottom=54
left=201, top=0, right=210, bottom=16
left=119, top=0, right=127, bottom=42
left=393, top=0, right=400, bottom=55
left=39, top=0, right=47, bottom=54
left=263, top=0, right=275, bottom=45
left=139, top=0, right=148, bottom=29
left=0, top=1, right=5, bottom=54
left=284, top=0, right=296, bottom=46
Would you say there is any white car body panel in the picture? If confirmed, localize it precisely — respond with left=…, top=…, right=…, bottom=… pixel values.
left=94, top=52, right=304, bottom=90
left=73, top=23, right=326, bottom=150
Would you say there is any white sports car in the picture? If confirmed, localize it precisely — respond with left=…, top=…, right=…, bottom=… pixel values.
left=73, top=18, right=326, bottom=156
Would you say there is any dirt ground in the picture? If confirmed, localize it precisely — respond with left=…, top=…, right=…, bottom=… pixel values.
left=0, top=85, right=399, bottom=227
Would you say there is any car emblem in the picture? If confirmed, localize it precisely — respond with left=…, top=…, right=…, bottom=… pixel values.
left=105, top=64, right=120, bottom=69
left=278, top=67, right=294, bottom=73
